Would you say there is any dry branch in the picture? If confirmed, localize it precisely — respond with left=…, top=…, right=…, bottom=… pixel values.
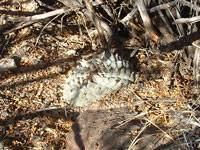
left=136, top=0, right=158, bottom=42
left=14, top=8, right=67, bottom=22
left=150, top=0, right=200, bottom=13
left=57, top=0, right=112, bottom=45
left=157, top=8, right=174, bottom=35
left=95, top=0, right=114, bottom=20
left=0, top=8, right=68, bottom=34
left=175, top=6, right=185, bottom=36
left=159, top=30, right=200, bottom=53
left=120, top=6, right=138, bottom=25
left=173, top=16, right=200, bottom=24
left=193, top=41, right=200, bottom=93
left=83, top=0, right=112, bottom=45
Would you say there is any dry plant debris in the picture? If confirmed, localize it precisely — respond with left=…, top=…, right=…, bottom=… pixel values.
left=0, top=0, right=200, bottom=149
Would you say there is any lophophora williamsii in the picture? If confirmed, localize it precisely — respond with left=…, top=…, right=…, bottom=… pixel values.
left=62, top=51, right=136, bottom=107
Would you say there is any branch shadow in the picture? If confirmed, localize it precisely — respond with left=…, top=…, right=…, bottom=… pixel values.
left=0, top=10, right=36, bottom=16
left=0, top=104, right=79, bottom=148
left=0, top=0, right=33, bottom=6
left=66, top=108, right=200, bottom=150
left=155, top=126, right=200, bottom=150
left=65, top=108, right=167, bottom=150
left=0, top=56, right=76, bottom=90
left=72, top=121, right=85, bottom=150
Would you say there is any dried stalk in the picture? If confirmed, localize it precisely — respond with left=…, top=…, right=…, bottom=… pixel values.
left=193, top=42, right=200, bottom=93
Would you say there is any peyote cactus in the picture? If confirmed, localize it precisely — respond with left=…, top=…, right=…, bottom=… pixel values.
left=62, top=51, right=135, bottom=106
